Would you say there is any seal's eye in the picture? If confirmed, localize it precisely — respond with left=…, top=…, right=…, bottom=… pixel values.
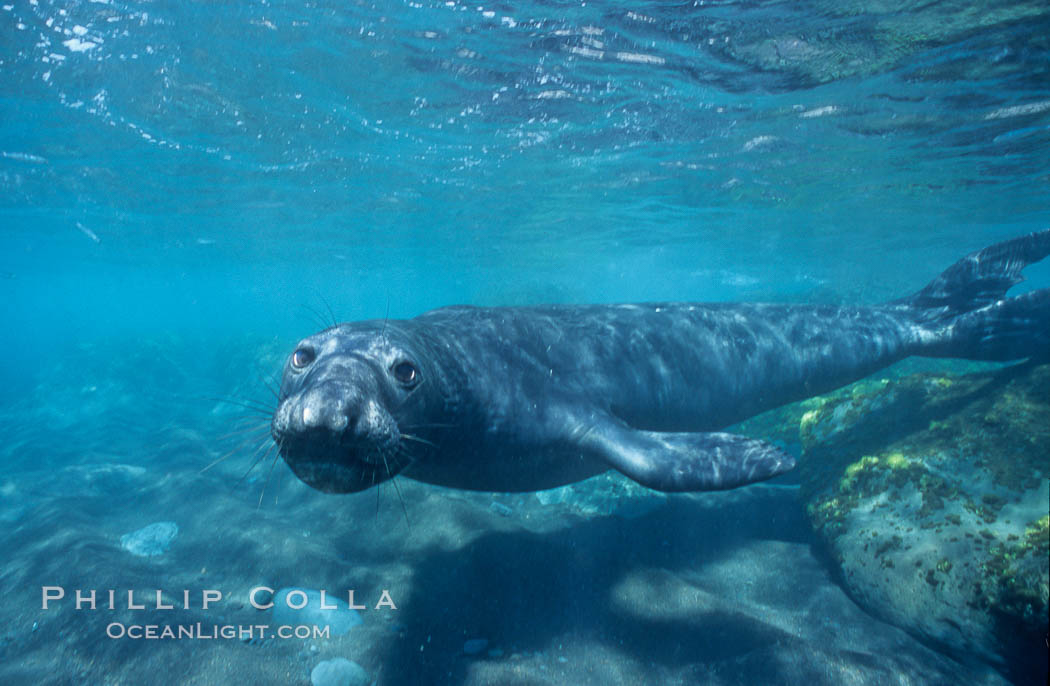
left=392, top=361, right=418, bottom=386
left=291, top=347, right=315, bottom=369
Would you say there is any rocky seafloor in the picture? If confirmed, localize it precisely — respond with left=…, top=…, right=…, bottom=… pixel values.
left=0, top=339, right=1046, bottom=685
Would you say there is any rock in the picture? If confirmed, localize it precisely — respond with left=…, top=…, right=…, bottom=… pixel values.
left=120, top=521, right=178, bottom=557
left=65, top=463, right=149, bottom=494
left=797, top=364, right=1049, bottom=684
left=534, top=472, right=665, bottom=518
left=489, top=501, right=513, bottom=517
left=272, top=588, right=362, bottom=636
left=310, top=657, right=369, bottom=686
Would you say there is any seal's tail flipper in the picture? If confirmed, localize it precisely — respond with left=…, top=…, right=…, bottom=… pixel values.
left=896, top=229, right=1050, bottom=361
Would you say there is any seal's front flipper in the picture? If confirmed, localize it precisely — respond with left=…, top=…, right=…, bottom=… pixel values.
left=582, top=421, right=796, bottom=492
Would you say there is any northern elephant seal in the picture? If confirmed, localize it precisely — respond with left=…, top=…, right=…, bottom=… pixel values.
left=271, top=230, right=1049, bottom=494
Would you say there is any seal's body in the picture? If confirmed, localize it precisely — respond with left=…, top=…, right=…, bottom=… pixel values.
left=271, top=231, right=1049, bottom=494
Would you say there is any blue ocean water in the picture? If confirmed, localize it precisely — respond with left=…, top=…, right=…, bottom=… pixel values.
left=1, top=1, right=1048, bottom=685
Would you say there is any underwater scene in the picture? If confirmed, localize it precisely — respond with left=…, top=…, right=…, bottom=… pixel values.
left=1, top=0, right=1048, bottom=684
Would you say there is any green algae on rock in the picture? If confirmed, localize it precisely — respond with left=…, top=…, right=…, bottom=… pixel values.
left=796, top=363, right=1049, bottom=682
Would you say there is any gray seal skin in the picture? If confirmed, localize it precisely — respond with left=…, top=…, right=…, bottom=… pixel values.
left=271, top=230, right=1050, bottom=494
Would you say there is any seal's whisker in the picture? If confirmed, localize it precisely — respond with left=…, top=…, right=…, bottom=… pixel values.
left=229, top=426, right=272, bottom=444
left=216, top=423, right=271, bottom=442
left=226, top=415, right=273, bottom=427
left=240, top=401, right=276, bottom=415
left=271, top=444, right=286, bottom=506
left=380, top=297, right=391, bottom=339
left=218, top=413, right=275, bottom=425
left=394, top=444, right=417, bottom=470
left=199, top=452, right=234, bottom=475
left=302, top=303, right=332, bottom=332
left=257, top=373, right=279, bottom=400
left=209, top=420, right=270, bottom=441
left=380, top=450, right=395, bottom=483
left=400, top=433, right=436, bottom=448
left=207, top=396, right=275, bottom=416
left=390, top=475, right=410, bottom=528
left=319, top=293, right=338, bottom=329
left=209, top=395, right=275, bottom=411
left=274, top=438, right=287, bottom=495
left=201, top=431, right=272, bottom=474
left=304, top=287, right=339, bottom=330
left=257, top=445, right=282, bottom=509
left=235, top=438, right=276, bottom=488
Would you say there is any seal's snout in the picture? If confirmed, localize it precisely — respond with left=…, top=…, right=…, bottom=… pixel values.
left=274, top=379, right=389, bottom=447
left=297, top=381, right=355, bottom=435
left=271, top=373, right=406, bottom=493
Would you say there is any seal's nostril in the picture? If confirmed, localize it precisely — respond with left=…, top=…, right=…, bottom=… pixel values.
left=328, top=411, right=350, bottom=433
